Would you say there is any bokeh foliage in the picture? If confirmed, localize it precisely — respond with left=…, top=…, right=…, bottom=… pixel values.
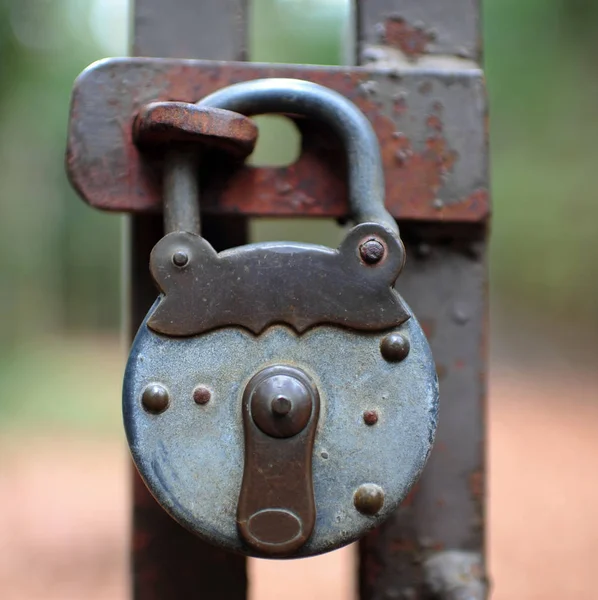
left=0, top=0, right=124, bottom=354
left=486, top=0, right=598, bottom=327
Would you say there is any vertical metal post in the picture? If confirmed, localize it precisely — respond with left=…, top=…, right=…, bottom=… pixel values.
left=130, top=1, right=249, bottom=598
left=357, top=2, right=488, bottom=599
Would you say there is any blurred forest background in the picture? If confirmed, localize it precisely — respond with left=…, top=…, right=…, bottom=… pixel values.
left=0, top=1, right=597, bottom=599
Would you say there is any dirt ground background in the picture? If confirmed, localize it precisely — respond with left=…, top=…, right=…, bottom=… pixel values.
left=0, top=329, right=596, bottom=600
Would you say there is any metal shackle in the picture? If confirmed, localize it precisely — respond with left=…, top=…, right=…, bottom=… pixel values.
left=163, top=79, right=398, bottom=235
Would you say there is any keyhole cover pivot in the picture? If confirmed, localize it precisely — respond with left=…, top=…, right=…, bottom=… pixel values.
left=249, top=368, right=314, bottom=438
left=238, top=366, right=320, bottom=556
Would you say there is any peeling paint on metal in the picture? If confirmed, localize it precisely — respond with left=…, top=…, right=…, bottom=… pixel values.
left=382, top=16, right=435, bottom=59
left=66, top=58, right=489, bottom=223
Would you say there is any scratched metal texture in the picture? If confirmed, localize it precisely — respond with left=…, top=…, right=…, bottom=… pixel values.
left=124, top=304, right=438, bottom=558
left=130, top=1, right=250, bottom=599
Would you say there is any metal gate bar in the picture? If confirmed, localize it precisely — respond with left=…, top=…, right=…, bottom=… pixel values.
left=130, top=1, right=249, bottom=598
left=357, top=2, right=487, bottom=598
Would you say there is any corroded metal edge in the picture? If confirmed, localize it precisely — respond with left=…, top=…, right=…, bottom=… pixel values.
left=147, top=224, right=409, bottom=336
left=67, top=58, right=489, bottom=223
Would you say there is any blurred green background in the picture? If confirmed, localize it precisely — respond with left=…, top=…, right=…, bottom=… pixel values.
left=0, top=0, right=596, bottom=433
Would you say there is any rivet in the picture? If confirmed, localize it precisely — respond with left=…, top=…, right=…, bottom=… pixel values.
left=394, top=150, right=410, bottom=166
left=380, top=333, right=410, bottom=362
left=193, top=386, right=211, bottom=405
left=172, top=250, right=189, bottom=267
left=321, top=451, right=329, bottom=460
left=432, top=198, right=444, bottom=211
left=271, top=395, right=292, bottom=417
left=452, top=306, right=470, bottom=325
left=363, top=410, right=379, bottom=425
left=354, top=483, right=385, bottom=515
left=359, top=238, right=385, bottom=264
left=141, top=384, right=169, bottom=414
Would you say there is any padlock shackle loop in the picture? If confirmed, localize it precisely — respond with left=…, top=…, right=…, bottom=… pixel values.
left=198, top=79, right=398, bottom=234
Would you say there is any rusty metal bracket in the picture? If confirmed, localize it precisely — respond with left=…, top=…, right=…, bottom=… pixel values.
left=66, top=58, right=488, bottom=223
left=148, top=224, right=408, bottom=336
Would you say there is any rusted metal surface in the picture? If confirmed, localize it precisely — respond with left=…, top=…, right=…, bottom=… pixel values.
left=147, top=225, right=409, bottom=336
left=192, top=385, right=211, bottom=405
left=354, top=484, right=386, bottom=517
left=382, top=16, right=436, bottom=59
left=130, top=0, right=249, bottom=598
left=135, top=102, right=258, bottom=157
left=358, top=224, right=487, bottom=600
left=360, top=238, right=386, bottom=264
left=67, top=58, right=488, bottom=222
left=363, top=410, right=379, bottom=426
left=357, top=0, right=488, bottom=595
left=238, top=365, right=320, bottom=556
left=358, top=0, right=481, bottom=62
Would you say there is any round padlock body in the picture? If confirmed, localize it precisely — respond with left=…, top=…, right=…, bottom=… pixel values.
left=124, top=300, right=438, bottom=558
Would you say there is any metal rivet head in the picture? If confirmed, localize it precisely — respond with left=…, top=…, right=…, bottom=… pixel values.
left=141, top=384, right=169, bottom=414
left=172, top=250, right=189, bottom=267
left=359, top=238, right=385, bottom=264
left=363, top=410, right=379, bottom=425
left=193, top=386, right=211, bottom=405
left=249, top=369, right=315, bottom=439
left=452, top=305, right=470, bottom=325
left=380, top=333, right=410, bottom=362
left=354, top=483, right=385, bottom=515
left=271, top=395, right=292, bottom=417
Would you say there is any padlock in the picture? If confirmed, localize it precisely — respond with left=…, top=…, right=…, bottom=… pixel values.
left=124, top=79, right=439, bottom=558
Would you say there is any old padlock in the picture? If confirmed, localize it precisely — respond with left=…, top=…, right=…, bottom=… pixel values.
left=124, top=79, right=438, bottom=558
